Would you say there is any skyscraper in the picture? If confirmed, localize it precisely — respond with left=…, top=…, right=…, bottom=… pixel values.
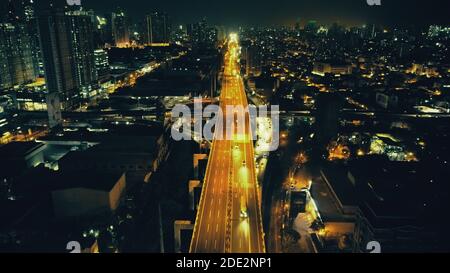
left=94, top=49, right=110, bottom=82
left=145, top=11, right=170, bottom=45
left=188, top=18, right=218, bottom=48
left=22, top=0, right=43, bottom=77
left=304, top=20, right=318, bottom=34
left=189, top=18, right=207, bottom=46
left=5, top=0, right=19, bottom=23
left=111, top=9, right=129, bottom=47
left=0, top=25, right=12, bottom=90
left=243, top=44, right=262, bottom=77
left=171, top=24, right=188, bottom=45
left=0, top=1, right=36, bottom=90
left=37, top=8, right=78, bottom=111
left=216, top=25, right=226, bottom=44
left=295, top=18, right=302, bottom=31
left=66, top=9, right=98, bottom=99
left=37, top=7, right=97, bottom=113
left=93, top=14, right=109, bottom=48
left=313, top=92, right=343, bottom=160
left=22, top=0, right=34, bottom=21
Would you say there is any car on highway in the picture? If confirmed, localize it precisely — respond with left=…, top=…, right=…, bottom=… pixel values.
left=242, top=160, right=246, bottom=166
left=240, top=196, right=248, bottom=218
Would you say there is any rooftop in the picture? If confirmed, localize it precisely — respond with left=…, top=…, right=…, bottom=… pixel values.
left=52, top=170, right=125, bottom=192
left=13, top=166, right=124, bottom=195
left=41, top=124, right=163, bottom=144
left=322, top=156, right=450, bottom=229
left=0, top=141, right=45, bottom=159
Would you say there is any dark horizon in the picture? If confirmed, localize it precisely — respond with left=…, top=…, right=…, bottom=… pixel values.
left=2, top=0, right=448, bottom=27
left=80, top=0, right=450, bottom=27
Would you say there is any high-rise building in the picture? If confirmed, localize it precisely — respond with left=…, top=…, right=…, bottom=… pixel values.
left=93, top=14, right=109, bottom=48
left=188, top=18, right=217, bottom=48
left=5, top=0, right=19, bottom=23
left=0, top=30, right=10, bottom=83
left=37, top=7, right=97, bottom=112
left=22, top=0, right=34, bottom=21
left=94, top=49, right=110, bottom=82
left=216, top=26, right=226, bottom=44
left=189, top=18, right=207, bottom=45
left=0, top=20, right=36, bottom=90
left=243, top=44, right=262, bottom=77
left=171, top=24, right=188, bottom=44
left=206, top=26, right=218, bottom=46
left=21, top=0, right=43, bottom=77
left=304, top=20, right=318, bottom=34
left=0, top=24, right=13, bottom=90
left=37, top=9, right=78, bottom=112
left=313, top=93, right=343, bottom=159
left=66, top=10, right=98, bottom=99
left=111, top=9, right=129, bottom=47
left=295, top=18, right=302, bottom=31
left=145, top=11, right=170, bottom=45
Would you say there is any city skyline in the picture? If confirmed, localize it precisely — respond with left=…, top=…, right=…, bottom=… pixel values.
left=0, top=0, right=445, bottom=27
left=74, top=0, right=450, bottom=26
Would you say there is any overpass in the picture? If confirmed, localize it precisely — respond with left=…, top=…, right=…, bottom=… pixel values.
left=189, top=35, right=266, bottom=253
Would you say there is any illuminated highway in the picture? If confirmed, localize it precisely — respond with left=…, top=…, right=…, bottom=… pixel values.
left=190, top=34, right=265, bottom=253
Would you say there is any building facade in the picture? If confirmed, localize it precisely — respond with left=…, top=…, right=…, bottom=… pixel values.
left=0, top=22, right=36, bottom=90
left=111, top=9, right=130, bottom=47
left=145, top=11, right=170, bottom=45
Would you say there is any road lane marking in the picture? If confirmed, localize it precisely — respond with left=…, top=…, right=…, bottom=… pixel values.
left=191, top=44, right=265, bottom=253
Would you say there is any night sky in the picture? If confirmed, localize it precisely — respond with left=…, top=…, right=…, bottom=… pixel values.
left=11, top=0, right=450, bottom=26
